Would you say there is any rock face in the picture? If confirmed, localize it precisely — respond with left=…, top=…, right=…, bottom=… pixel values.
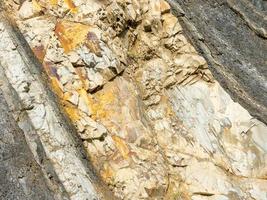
left=0, top=90, right=57, bottom=200
left=1, top=0, right=267, bottom=200
left=0, top=19, right=103, bottom=200
left=168, top=0, right=267, bottom=124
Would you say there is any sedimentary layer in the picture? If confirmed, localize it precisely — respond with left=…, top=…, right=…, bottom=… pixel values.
left=1, top=0, right=267, bottom=199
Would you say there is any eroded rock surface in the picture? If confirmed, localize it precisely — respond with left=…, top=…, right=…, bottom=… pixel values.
left=0, top=90, right=57, bottom=200
left=168, top=0, right=267, bottom=124
left=2, top=0, right=267, bottom=199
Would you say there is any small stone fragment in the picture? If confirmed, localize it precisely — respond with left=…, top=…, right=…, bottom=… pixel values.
left=64, top=91, right=79, bottom=105
left=77, top=89, right=92, bottom=116
left=19, top=0, right=42, bottom=19
left=160, top=0, right=171, bottom=14
left=85, top=32, right=102, bottom=57
left=162, top=14, right=182, bottom=37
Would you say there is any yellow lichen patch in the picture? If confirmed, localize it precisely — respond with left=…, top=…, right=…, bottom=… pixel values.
left=90, top=89, right=116, bottom=120
left=55, top=20, right=91, bottom=53
left=63, top=91, right=72, bottom=100
left=64, top=0, right=78, bottom=13
left=78, top=88, right=92, bottom=109
left=112, top=135, right=130, bottom=159
left=50, top=77, right=64, bottom=98
left=93, top=105, right=108, bottom=120
left=101, top=163, right=115, bottom=181
left=49, top=0, right=58, bottom=6
left=32, top=0, right=43, bottom=12
left=97, top=90, right=116, bottom=105
left=64, top=105, right=81, bottom=121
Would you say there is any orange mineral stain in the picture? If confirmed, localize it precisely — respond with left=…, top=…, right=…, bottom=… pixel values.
left=64, top=106, right=81, bottom=121
left=64, top=0, right=78, bottom=13
left=32, top=45, right=46, bottom=63
left=55, top=20, right=91, bottom=53
left=50, top=77, right=64, bottom=98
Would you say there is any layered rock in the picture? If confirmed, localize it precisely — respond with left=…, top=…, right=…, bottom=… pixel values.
left=2, top=0, right=267, bottom=199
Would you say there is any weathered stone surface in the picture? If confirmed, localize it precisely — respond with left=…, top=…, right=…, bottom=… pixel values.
left=167, top=0, right=267, bottom=124
left=2, top=0, right=267, bottom=199
left=0, top=90, right=57, bottom=200
left=0, top=20, right=103, bottom=200
left=18, top=0, right=42, bottom=19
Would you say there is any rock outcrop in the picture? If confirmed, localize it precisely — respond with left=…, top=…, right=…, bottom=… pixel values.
left=1, top=0, right=266, bottom=199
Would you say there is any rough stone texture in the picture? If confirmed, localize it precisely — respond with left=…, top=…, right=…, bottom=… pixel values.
left=1, top=0, right=267, bottom=200
left=0, top=17, right=107, bottom=200
left=249, top=0, right=267, bottom=11
left=0, top=90, right=56, bottom=200
left=168, top=0, right=267, bottom=124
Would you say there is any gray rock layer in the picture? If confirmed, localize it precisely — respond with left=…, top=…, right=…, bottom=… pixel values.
left=0, top=90, right=55, bottom=200
left=168, top=0, right=267, bottom=124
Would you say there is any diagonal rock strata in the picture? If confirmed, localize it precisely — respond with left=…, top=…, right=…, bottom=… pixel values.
left=0, top=14, right=114, bottom=200
left=0, top=0, right=267, bottom=199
